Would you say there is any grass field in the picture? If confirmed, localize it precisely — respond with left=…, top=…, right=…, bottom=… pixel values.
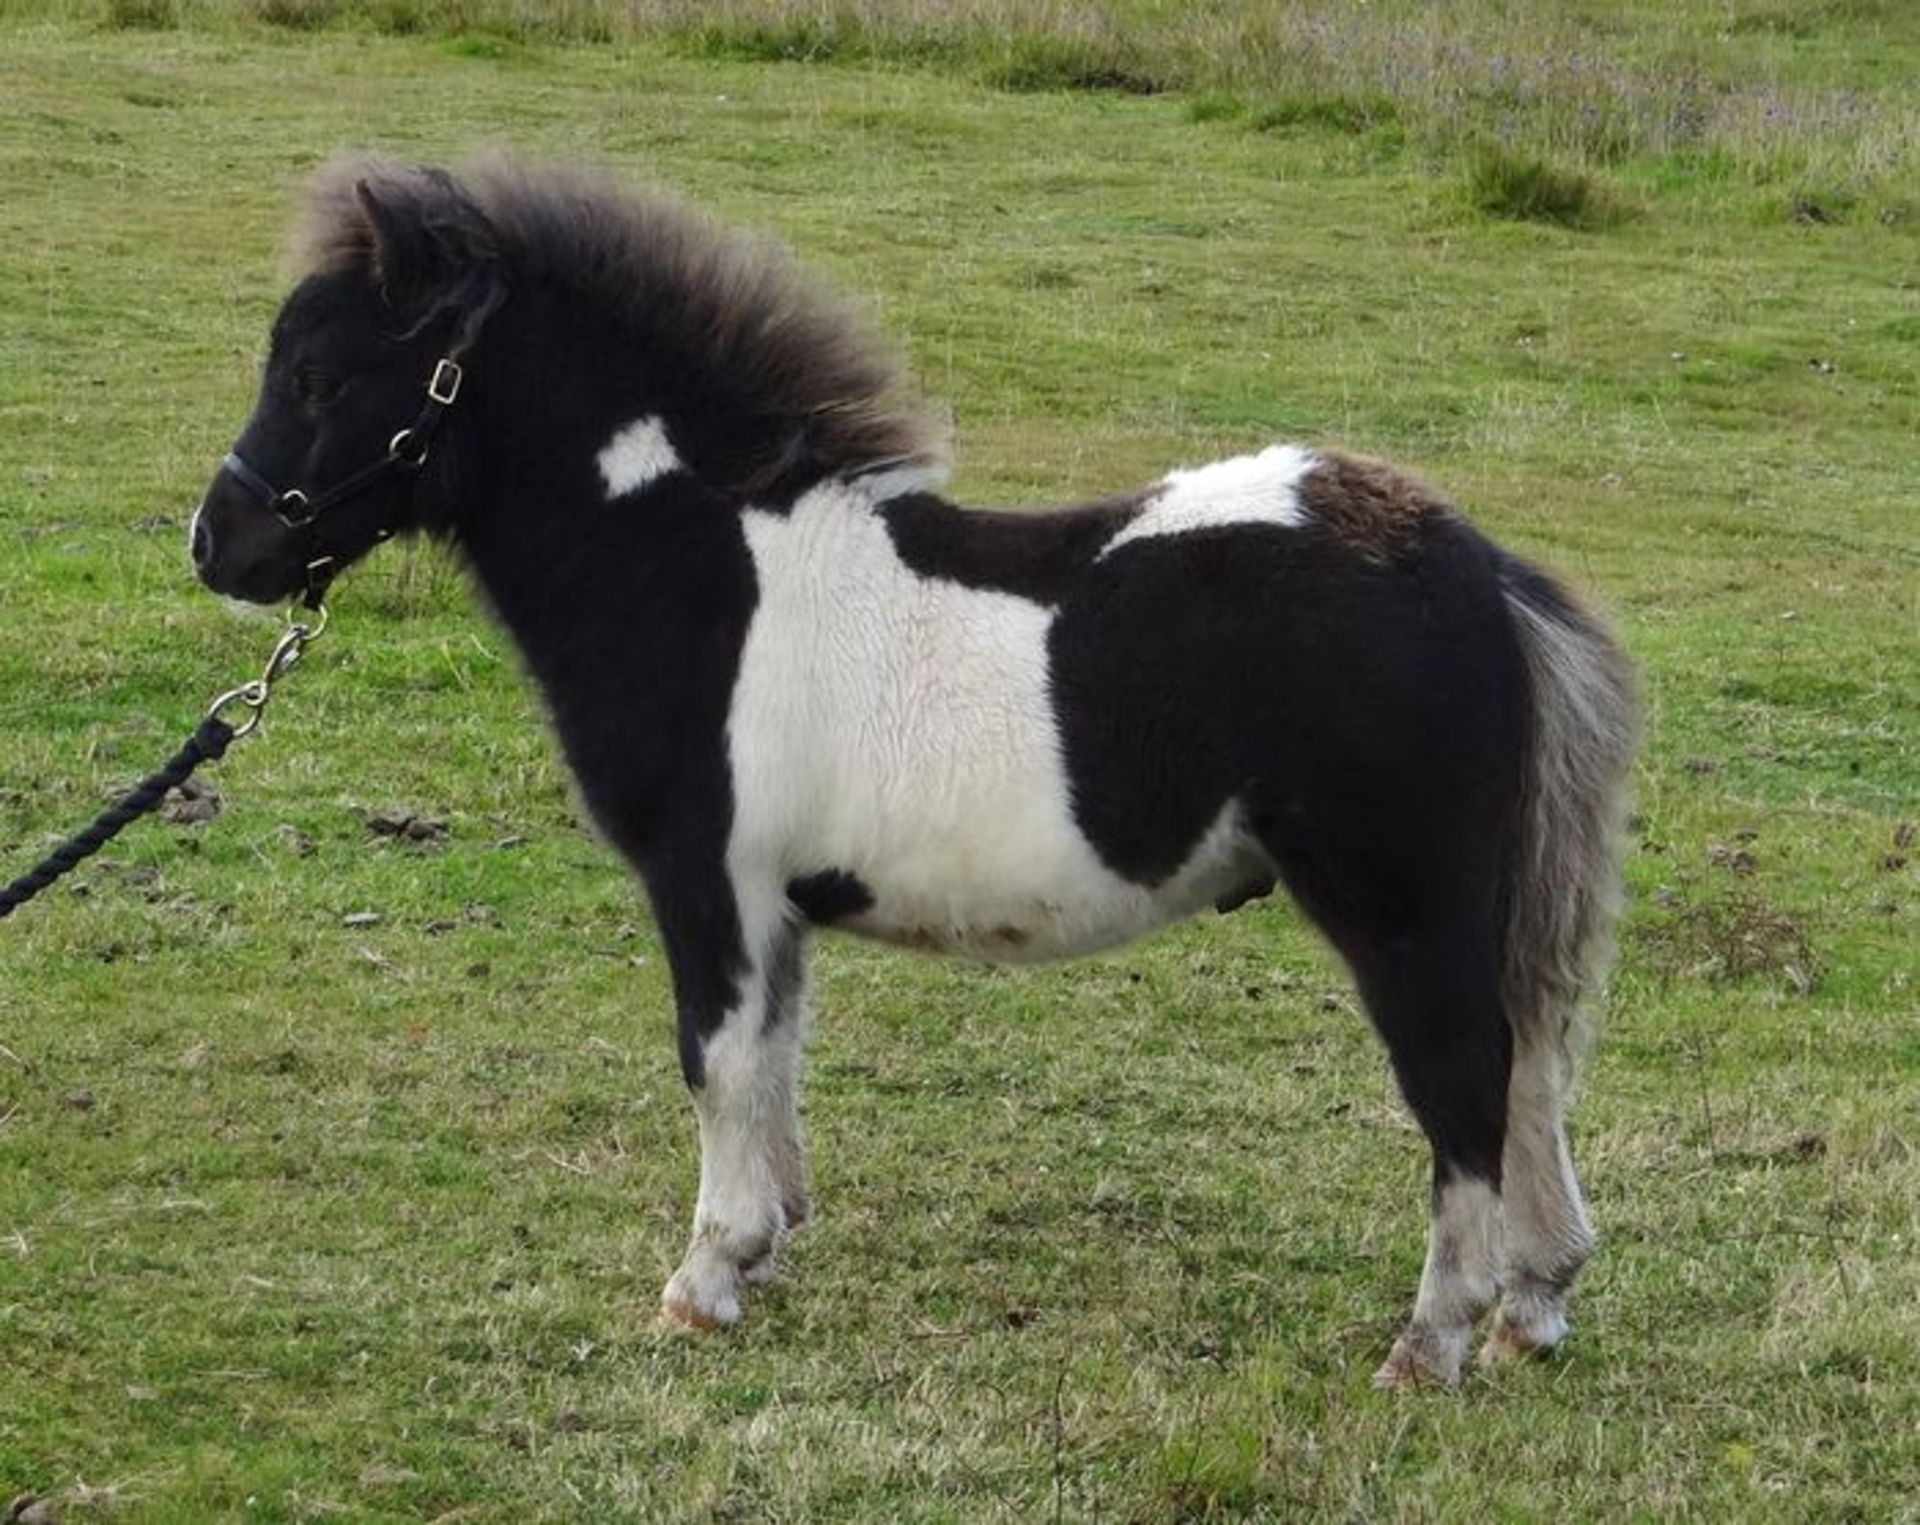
left=1, top=4, right=1916, bottom=1520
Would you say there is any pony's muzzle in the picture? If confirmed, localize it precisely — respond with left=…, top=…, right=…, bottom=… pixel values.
left=189, top=504, right=214, bottom=575
left=188, top=486, right=305, bottom=605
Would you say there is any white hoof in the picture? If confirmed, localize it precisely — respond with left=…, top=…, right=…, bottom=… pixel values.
left=1372, top=1327, right=1468, bottom=1391
left=661, top=1252, right=742, bottom=1331
left=1478, top=1305, right=1569, bottom=1367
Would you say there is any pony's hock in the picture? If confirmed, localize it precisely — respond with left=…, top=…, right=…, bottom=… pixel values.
left=189, top=154, right=1635, bottom=1389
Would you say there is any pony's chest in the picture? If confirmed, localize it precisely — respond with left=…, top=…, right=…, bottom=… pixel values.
left=730, top=489, right=1067, bottom=817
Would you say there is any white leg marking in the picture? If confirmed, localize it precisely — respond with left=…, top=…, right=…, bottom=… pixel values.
left=662, top=896, right=809, bottom=1330
left=1375, top=1177, right=1502, bottom=1389
left=1099, top=443, right=1314, bottom=556
left=1482, top=1035, right=1594, bottom=1365
left=597, top=415, right=681, bottom=499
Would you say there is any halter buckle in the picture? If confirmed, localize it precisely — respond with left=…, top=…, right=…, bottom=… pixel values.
left=389, top=428, right=429, bottom=468
left=426, top=358, right=463, bottom=406
left=273, top=487, right=312, bottom=526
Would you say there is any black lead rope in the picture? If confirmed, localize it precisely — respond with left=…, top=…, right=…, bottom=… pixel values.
left=0, top=716, right=235, bottom=920
left=0, top=607, right=326, bottom=922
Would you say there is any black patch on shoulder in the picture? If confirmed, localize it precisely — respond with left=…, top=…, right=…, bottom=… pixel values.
left=439, top=318, right=765, bottom=1092
left=879, top=489, right=1148, bottom=604
left=786, top=868, right=874, bottom=926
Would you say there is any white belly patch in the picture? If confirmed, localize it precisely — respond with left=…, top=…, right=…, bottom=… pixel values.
left=726, top=482, right=1269, bottom=963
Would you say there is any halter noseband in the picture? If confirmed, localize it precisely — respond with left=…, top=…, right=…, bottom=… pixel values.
left=220, top=355, right=464, bottom=609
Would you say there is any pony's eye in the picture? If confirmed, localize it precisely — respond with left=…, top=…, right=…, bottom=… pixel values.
left=294, top=367, right=346, bottom=406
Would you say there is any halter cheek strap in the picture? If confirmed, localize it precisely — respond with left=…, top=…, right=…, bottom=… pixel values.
left=220, top=356, right=464, bottom=608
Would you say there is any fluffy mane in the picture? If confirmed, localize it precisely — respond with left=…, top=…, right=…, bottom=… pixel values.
left=293, top=153, right=950, bottom=494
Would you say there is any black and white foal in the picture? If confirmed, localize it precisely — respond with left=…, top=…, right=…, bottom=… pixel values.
left=190, top=157, right=1635, bottom=1388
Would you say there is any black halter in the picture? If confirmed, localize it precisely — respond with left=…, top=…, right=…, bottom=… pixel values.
left=219, top=356, right=463, bottom=608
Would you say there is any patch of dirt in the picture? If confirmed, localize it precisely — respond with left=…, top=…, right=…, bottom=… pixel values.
left=1718, top=1130, right=1827, bottom=1168
left=159, top=778, right=220, bottom=825
left=364, top=809, right=448, bottom=844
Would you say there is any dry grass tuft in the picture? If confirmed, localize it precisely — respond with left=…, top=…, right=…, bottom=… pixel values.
left=1635, top=887, right=1820, bottom=992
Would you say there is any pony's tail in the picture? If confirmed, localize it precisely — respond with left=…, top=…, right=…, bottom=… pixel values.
left=1498, top=558, right=1638, bottom=1088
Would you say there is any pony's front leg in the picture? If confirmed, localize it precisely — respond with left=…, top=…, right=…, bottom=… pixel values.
left=654, top=875, right=810, bottom=1330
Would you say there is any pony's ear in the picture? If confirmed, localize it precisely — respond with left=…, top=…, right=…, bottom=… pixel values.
left=354, top=177, right=431, bottom=297
left=353, top=171, right=495, bottom=312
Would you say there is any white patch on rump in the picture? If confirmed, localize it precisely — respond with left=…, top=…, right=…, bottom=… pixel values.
left=1101, top=443, right=1315, bottom=556
left=727, top=483, right=1268, bottom=964
left=596, top=415, right=681, bottom=499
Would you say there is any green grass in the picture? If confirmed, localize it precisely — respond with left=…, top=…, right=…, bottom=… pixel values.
left=1465, top=145, right=1624, bottom=229
left=1, top=8, right=1916, bottom=1522
left=2, top=0, right=1917, bottom=209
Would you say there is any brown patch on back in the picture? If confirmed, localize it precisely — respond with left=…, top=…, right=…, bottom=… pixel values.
left=1297, top=449, right=1452, bottom=561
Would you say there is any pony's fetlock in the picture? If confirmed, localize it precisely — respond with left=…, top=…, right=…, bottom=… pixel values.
left=1478, top=1304, right=1569, bottom=1366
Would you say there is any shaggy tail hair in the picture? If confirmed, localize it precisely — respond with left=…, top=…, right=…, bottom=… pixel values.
left=1499, top=558, right=1638, bottom=1088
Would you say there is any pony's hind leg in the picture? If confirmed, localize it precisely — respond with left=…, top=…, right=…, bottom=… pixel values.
left=1359, top=931, right=1512, bottom=1389
left=654, top=873, right=811, bottom=1329
left=1481, top=1030, right=1594, bottom=1364
left=1285, top=874, right=1513, bottom=1389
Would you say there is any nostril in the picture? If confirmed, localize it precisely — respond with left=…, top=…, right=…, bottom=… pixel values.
left=190, top=511, right=213, bottom=571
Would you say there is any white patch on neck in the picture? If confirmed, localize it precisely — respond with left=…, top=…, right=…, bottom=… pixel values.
left=1101, top=443, right=1314, bottom=556
left=596, top=415, right=681, bottom=499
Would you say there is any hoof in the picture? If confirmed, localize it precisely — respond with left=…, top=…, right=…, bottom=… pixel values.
left=1477, top=1308, right=1568, bottom=1367
left=660, top=1294, right=724, bottom=1332
left=1372, top=1332, right=1464, bottom=1392
left=661, top=1259, right=742, bottom=1331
